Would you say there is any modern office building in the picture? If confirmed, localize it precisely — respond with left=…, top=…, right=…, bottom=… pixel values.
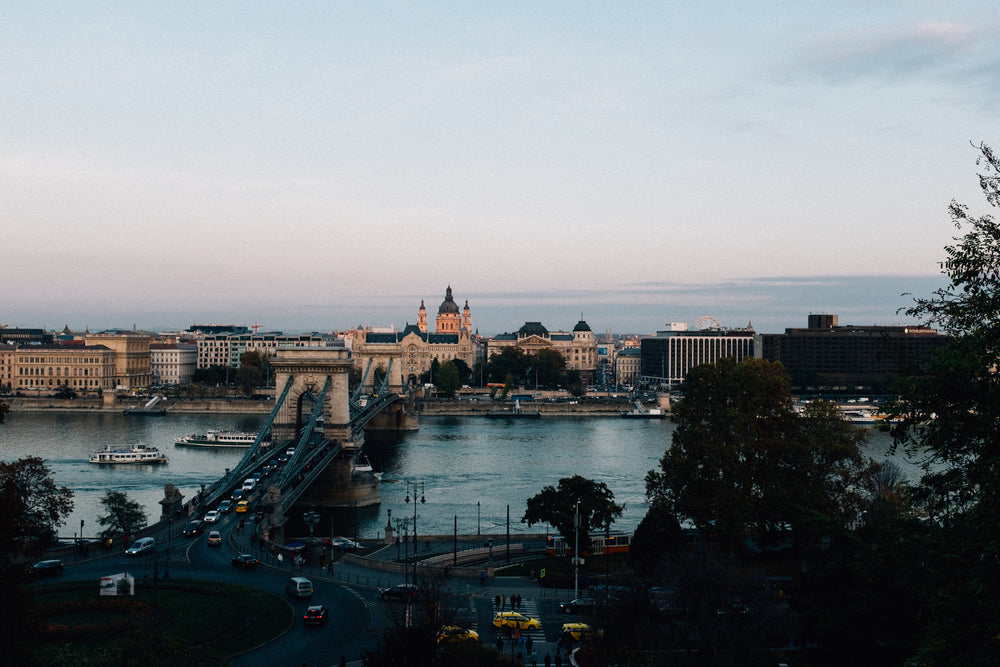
left=758, top=314, right=946, bottom=389
left=640, top=321, right=756, bottom=388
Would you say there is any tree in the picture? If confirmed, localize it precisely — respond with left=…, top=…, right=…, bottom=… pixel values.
left=530, top=348, right=566, bottom=389
left=236, top=350, right=269, bottom=395
left=433, top=360, right=462, bottom=398
left=0, top=457, right=73, bottom=663
left=97, top=490, right=147, bottom=540
left=0, top=457, right=74, bottom=561
left=879, top=141, right=1000, bottom=664
left=647, top=358, right=871, bottom=551
left=522, top=475, right=623, bottom=547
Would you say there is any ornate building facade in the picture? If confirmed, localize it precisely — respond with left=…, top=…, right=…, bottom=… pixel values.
left=488, top=319, right=598, bottom=383
left=353, top=287, right=476, bottom=387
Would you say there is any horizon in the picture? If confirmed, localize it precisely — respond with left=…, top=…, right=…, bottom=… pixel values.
left=4, top=274, right=946, bottom=338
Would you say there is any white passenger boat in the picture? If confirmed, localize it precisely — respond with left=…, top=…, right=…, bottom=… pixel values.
left=174, top=429, right=263, bottom=448
left=354, top=455, right=383, bottom=481
left=89, top=444, right=168, bottom=465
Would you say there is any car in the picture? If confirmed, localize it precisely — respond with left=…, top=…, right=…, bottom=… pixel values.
left=559, top=597, right=597, bottom=614
left=203, top=510, right=220, bottom=524
left=236, top=500, right=250, bottom=513
left=242, top=478, right=256, bottom=492
left=231, top=554, right=258, bottom=569
left=437, top=626, right=479, bottom=644
left=560, top=622, right=603, bottom=642
left=29, top=559, right=64, bottom=578
left=303, top=604, right=328, bottom=625
left=285, top=576, right=314, bottom=599
left=182, top=520, right=204, bottom=537
left=218, top=499, right=234, bottom=513
left=231, top=489, right=245, bottom=502
left=207, top=530, right=222, bottom=546
left=327, top=536, right=360, bottom=551
left=125, top=536, right=155, bottom=557
left=278, top=452, right=291, bottom=463
left=379, top=583, right=419, bottom=602
left=492, top=612, right=541, bottom=631
left=250, top=471, right=263, bottom=481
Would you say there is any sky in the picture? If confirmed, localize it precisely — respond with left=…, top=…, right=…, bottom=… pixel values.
left=3, top=2, right=999, bottom=336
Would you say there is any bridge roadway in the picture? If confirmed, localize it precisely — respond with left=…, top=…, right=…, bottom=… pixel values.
left=194, top=373, right=402, bottom=526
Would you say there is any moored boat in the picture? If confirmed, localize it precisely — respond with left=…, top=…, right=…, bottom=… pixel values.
left=485, top=399, right=542, bottom=419
left=174, top=429, right=264, bottom=448
left=89, top=444, right=168, bottom=465
left=620, top=400, right=667, bottom=419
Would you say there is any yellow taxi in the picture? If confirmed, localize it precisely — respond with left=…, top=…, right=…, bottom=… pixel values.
left=236, top=500, right=250, bottom=513
left=437, top=626, right=479, bottom=644
left=492, top=611, right=541, bottom=631
left=561, top=622, right=602, bottom=641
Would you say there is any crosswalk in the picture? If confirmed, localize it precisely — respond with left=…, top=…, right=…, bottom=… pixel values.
left=489, top=597, right=549, bottom=655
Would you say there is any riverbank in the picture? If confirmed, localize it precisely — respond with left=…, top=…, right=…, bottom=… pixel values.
left=5, top=395, right=659, bottom=417
left=3, top=396, right=272, bottom=414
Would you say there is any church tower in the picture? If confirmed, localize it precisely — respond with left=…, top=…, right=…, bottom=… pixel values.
left=417, top=300, right=427, bottom=333
left=462, top=299, right=472, bottom=331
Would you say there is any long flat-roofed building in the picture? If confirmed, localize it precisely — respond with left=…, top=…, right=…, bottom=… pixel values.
left=758, top=314, right=946, bottom=390
left=640, top=321, right=756, bottom=389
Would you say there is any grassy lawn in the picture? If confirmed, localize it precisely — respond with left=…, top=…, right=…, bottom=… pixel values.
left=30, top=578, right=293, bottom=665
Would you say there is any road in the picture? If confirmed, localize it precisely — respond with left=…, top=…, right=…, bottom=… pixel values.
left=52, top=509, right=588, bottom=666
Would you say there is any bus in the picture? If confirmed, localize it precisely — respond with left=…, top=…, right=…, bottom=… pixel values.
left=486, top=382, right=505, bottom=389
left=546, top=533, right=632, bottom=557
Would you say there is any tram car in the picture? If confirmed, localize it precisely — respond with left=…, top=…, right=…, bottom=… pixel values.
left=546, top=532, right=632, bottom=557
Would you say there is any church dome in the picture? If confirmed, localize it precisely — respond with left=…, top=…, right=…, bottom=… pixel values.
left=573, top=320, right=592, bottom=332
left=438, top=286, right=460, bottom=314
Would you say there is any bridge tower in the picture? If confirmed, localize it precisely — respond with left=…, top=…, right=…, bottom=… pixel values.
left=270, top=347, right=353, bottom=445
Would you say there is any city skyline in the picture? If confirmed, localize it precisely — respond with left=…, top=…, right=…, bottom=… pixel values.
left=4, top=4, right=995, bottom=336
left=3, top=274, right=945, bottom=338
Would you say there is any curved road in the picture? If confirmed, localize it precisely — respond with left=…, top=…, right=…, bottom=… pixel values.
left=56, top=510, right=381, bottom=666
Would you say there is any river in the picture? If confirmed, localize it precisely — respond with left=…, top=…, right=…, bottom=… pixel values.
left=0, top=411, right=917, bottom=542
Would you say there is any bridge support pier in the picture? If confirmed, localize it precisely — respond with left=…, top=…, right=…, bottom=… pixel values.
left=296, top=454, right=380, bottom=508
left=364, top=403, right=419, bottom=431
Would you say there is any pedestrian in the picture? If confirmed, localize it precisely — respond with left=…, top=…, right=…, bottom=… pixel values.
left=527, top=634, right=533, bottom=655
left=496, top=637, right=504, bottom=652
left=495, top=594, right=501, bottom=609
left=555, top=652, right=563, bottom=667
left=516, top=593, right=522, bottom=610
left=544, top=653, right=552, bottom=667
left=501, top=594, right=506, bottom=611
left=339, top=657, right=346, bottom=667
left=480, top=569, right=487, bottom=586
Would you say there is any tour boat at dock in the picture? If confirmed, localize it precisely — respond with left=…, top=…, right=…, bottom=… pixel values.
left=89, top=444, right=168, bottom=465
left=174, top=429, right=265, bottom=448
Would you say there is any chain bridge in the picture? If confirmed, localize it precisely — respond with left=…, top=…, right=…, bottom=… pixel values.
left=196, top=347, right=413, bottom=544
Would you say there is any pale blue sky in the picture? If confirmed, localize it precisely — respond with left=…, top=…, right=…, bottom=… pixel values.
left=3, top=3, right=998, bottom=335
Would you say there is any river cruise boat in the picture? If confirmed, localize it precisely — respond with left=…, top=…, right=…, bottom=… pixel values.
left=175, top=429, right=264, bottom=448
left=89, top=444, right=168, bottom=465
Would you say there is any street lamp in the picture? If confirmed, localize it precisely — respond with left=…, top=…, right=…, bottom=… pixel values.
left=405, top=480, right=425, bottom=584
left=303, top=510, right=320, bottom=538
left=477, top=501, right=480, bottom=536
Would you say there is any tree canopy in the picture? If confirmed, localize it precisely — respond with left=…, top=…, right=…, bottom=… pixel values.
left=522, top=475, right=623, bottom=547
left=97, top=489, right=147, bottom=540
left=646, top=357, right=873, bottom=550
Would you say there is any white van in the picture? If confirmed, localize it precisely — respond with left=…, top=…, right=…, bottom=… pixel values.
left=285, top=576, right=313, bottom=599
left=125, top=537, right=155, bottom=557
left=242, top=478, right=256, bottom=492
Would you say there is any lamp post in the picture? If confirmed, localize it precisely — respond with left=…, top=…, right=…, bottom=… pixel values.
left=574, top=500, right=581, bottom=599
left=405, top=480, right=425, bottom=585
left=477, top=501, right=480, bottom=536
